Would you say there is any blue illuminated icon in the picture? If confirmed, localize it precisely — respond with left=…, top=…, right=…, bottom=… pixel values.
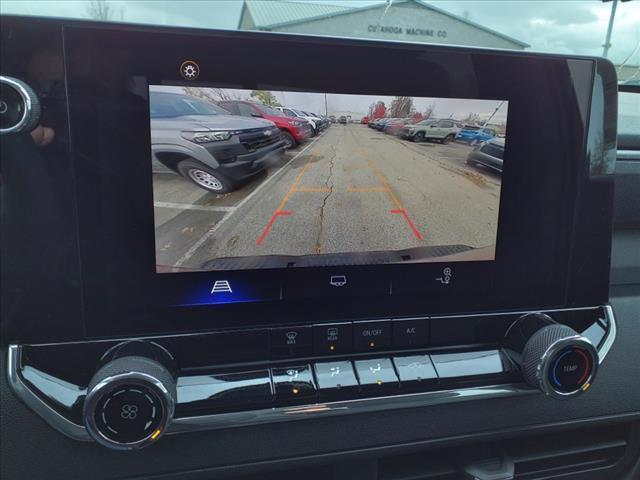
left=211, top=280, right=233, bottom=294
left=176, top=278, right=273, bottom=306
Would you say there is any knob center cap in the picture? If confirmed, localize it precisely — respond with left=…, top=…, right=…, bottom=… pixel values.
left=548, top=346, right=593, bottom=393
left=83, top=356, right=176, bottom=450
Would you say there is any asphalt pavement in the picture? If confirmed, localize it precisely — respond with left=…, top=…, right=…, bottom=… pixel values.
left=153, top=125, right=502, bottom=272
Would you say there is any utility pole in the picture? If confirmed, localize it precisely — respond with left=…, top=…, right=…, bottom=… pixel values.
left=324, top=93, right=328, bottom=116
left=483, top=101, right=506, bottom=127
left=602, top=0, right=618, bottom=58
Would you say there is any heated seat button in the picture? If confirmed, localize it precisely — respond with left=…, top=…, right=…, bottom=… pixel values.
left=314, top=361, right=359, bottom=400
left=270, top=326, right=313, bottom=357
left=392, top=318, right=429, bottom=348
left=353, top=320, right=391, bottom=352
left=313, top=323, right=353, bottom=355
left=393, top=355, right=438, bottom=390
left=354, top=358, right=399, bottom=394
left=272, top=365, right=317, bottom=405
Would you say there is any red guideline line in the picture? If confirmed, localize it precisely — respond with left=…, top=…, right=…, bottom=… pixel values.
left=390, top=209, right=424, bottom=240
left=256, top=210, right=292, bottom=245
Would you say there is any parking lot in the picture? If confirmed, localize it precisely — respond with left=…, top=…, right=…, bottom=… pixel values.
left=153, top=124, right=501, bottom=272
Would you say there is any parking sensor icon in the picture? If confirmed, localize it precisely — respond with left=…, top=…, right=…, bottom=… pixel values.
left=180, top=60, right=200, bottom=80
left=211, top=280, right=232, bottom=294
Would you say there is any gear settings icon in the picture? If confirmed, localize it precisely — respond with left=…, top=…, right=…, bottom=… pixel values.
left=180, top=60, right=200, bottom=80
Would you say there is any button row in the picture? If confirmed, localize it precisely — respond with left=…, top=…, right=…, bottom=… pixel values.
left=185, top=264, right=485, bottom=306
left=176, top=350, right=510, bottom=415
left=270, top=318, right=430, bottom=358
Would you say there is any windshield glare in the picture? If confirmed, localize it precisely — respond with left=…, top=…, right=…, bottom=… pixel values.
left=257, top=104, right=285, bottom=117
left=150, top=93, right=229, bottom=118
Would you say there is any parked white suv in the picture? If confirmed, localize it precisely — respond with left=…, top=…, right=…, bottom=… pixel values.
left=276, top=107, right=321, bottom=135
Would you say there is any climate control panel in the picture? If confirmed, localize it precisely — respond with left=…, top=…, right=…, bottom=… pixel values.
left=7, top=306, right=615, bottom=450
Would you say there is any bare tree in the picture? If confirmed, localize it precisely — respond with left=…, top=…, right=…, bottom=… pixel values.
left=183, top=87, right=240, bottom=102
left=461, top=112, right=481, bottom=125
left=389, top=96, right=414, bottom=118
left=423, top=101, right=436, bottom=119
left=86, top=0, right=113, bottom=20
left=250, top=90, right=281, bottom=107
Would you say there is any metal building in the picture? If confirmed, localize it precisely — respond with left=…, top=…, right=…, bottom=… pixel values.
left=238, top=0, right=529, bottom=50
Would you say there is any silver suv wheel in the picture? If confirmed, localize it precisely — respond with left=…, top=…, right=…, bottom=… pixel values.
left=188, top=168, right=224, bottom=191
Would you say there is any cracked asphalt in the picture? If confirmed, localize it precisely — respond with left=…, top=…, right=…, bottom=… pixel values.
left=154, top=124, right=502, bottom=271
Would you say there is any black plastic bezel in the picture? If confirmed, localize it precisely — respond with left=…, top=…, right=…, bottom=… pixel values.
left=0, top=17, right=616, bottom=343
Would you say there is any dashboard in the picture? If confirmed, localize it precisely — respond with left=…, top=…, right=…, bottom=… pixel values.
left=1, top=16, right=639, bottom=480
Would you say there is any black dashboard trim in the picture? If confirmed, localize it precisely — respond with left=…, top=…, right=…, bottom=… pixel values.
left=7, top=305, right=616, bottom=442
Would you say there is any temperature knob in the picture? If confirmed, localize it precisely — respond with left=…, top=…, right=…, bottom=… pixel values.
left=505, top=313, right=597, bottom=399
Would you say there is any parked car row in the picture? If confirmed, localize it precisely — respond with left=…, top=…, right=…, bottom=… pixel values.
left=150, top=92, right=320, bottom=194
left=456, top=125, right=498, bottom=145
left=466, top=137, right=504, bottom=173
left=275, top=107, right=330, bottom=136
left=369, top=115, right=501, bottom=147
left=369, top=116, right=462, bottom=145
left=366, top=113, right=503, bottom=173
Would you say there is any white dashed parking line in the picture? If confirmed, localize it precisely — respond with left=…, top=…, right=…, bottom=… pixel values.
left=153, top=201, right=236, bottom=212
left=173, top=134, right=324, bottom=267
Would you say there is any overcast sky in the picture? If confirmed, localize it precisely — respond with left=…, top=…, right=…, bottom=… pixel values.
left=153, top=85, right=509, bottom=121
left=2, top=0, right=639, bottom=65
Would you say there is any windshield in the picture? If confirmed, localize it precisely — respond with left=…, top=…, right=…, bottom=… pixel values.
left=3, top=0, right=638, bottom=129
left=256, top=104, right=285, bottom=117
left=149, top=93, right=229, bottom=118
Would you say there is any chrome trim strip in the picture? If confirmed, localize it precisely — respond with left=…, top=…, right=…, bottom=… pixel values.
left=0, top=76, right=32, bottom=134
left=6, top=345, right=91, bottom=442
left=598, top=305, right=617, bottom=364
left=617, top=150, right=640, bottom=161
left=167, top=384, right=537, bottom=435
left=430, top=305, right=600, bottom=321
left=6, top=305, right=617, bottom=442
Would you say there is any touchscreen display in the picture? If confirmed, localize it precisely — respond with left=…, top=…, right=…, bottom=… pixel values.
left=150, top=86, right=507, bottom=273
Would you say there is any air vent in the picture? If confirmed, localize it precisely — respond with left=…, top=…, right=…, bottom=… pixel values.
left=511, top=431, right=627, bottom=479
left=378, top=424, right=631, bottom=480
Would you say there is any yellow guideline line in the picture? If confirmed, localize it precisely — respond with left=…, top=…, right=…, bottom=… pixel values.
left=347, top=186, right=387, bottom=192
left=293, top=187, right=332, bottom=192
left=361, top=154, right=404, bottom=211
left=357, top=146, right=424, bottom=240
left=275, top=156, right=315, bottom=212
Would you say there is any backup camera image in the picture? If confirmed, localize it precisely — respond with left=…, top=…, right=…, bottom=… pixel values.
left=150, top=86, right=507, bottom=272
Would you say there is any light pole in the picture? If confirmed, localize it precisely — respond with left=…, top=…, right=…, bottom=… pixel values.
left=602, top=0, right=618, bottom=58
